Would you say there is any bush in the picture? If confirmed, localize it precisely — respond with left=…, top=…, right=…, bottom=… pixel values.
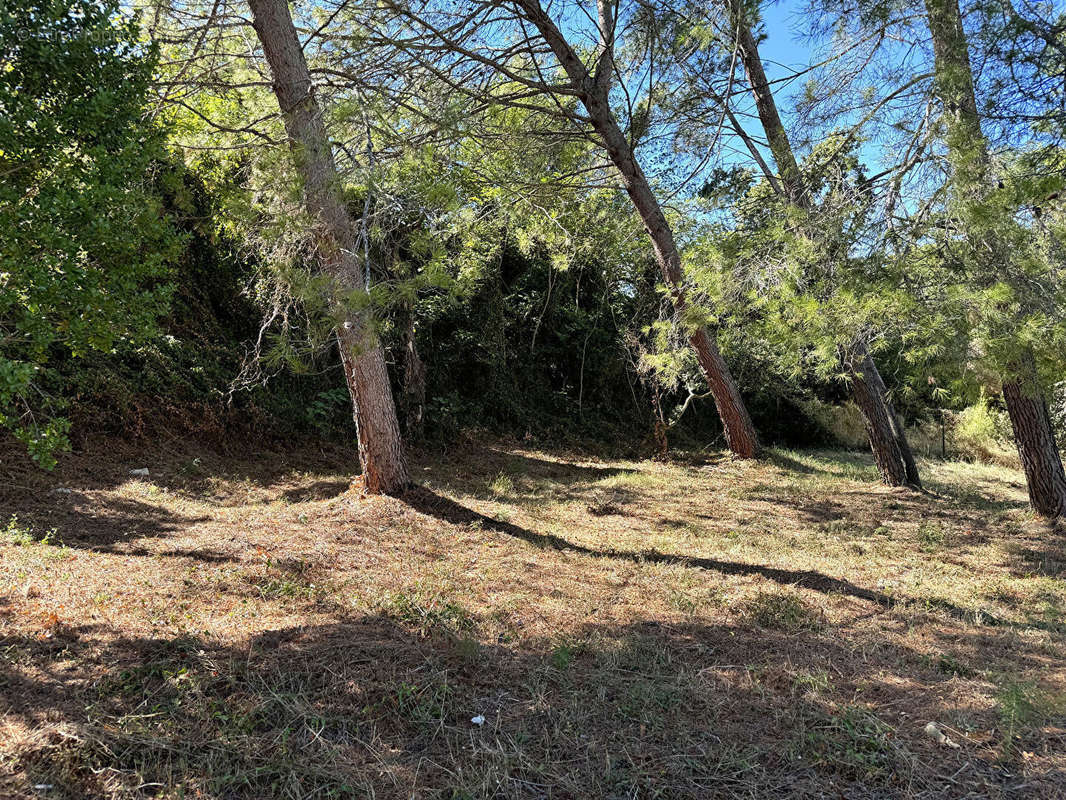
left=949, top=402, right=1018, bottom=467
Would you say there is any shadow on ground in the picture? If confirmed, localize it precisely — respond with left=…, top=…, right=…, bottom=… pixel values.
left=401, top=487, right=1028, bottom=630
left=0, top=614, right=1055, bottom=799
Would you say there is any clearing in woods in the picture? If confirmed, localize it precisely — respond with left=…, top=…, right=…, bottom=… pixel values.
left=0, top=437, right=1064, bottom=798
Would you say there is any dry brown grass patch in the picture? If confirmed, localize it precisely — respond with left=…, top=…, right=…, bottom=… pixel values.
left=0, top=436, right=1063, bottom=798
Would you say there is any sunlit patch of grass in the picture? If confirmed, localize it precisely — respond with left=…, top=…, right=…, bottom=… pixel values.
left=770, top=449, right=882, bottom=484
left=488, top=472, right=515, bottom=497
left=595, top=469, right=663, bottom=491
left=244, top=574, right=318, bottom=601
left=1, top=516, right=69, bottom=571
left=668, top=584, right=726, bottom=616
left=917, top=521, right=947, bottom=551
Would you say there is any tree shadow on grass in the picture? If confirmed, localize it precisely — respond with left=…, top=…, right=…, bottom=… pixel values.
left=6, top=495, right=211, bottom=553
left=1005, top=530, right=1066, bottom=579
left=280, top=479, right=352, bottom=503
left=401, top=487, right=1017, bottom=630
left=0, top=433, right=356, bottom=509
left=421, top=445, right=636, bottom=497
left=921, top=478, right=1030, bottom=514
left=0, top=615, right=1053, bottom=799
left=765, top=449, right=826, bottom=476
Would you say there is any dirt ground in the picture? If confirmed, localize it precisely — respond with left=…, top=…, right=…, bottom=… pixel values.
left=0, top=435, right=1063, bottom=798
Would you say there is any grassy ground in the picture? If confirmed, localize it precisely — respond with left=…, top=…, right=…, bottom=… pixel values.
left=0, top=436, right=1063, bottom=798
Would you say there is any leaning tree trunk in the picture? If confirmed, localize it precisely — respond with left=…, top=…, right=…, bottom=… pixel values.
left=728, top=2, right=920, bottom=480
left=852, top=347, right=922, bottom=487
left=338, top=326, right=410, bottom=493
left=850, top=355, right=909, bottom=487
left=728, top=1, right=804, bottom=203
left=248, top=0, right=408, bottom=494
left=924, top=0, right=1066, bottom=516
left=889, top=407, right=922, bottom=487
left=1003, top=351, right=1066, bottom=517
left=688, top=327, right=759, bottom=457
left=607, top=139, right=758, bottom=457
left=519, top=0, right=759, bottom=457
left=853, top=351, right=921, bottom=487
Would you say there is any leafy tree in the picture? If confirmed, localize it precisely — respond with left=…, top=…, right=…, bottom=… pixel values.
left=0, top=0, right=176, bottom=466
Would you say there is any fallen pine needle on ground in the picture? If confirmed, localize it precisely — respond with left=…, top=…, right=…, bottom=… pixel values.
left=0, top=436, right=1063, bottom=798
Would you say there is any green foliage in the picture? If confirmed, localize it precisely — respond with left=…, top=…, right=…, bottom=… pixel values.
left=3, top=515, right=56, bottom=546
left=378, top=587, right=476, bottom=638
left=950, top=400, right=1017, bottom=465
left=798, top=398, right=869, bottom=449
left=0, top=0, right=177, bottom=465
left=8, top=0, right=1065, bottom=467
left=743, top=590, right=822, bottom=631
left=995, top=679, right=1065, bottom=758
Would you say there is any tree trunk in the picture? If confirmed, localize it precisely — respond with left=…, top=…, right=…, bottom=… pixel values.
left=518, top=0, right=759, bottom=457
left=856, top=351, right=922, bottom=488
left=585, top=64, right=759, bottom=457
left=889, top=408, right=922, bottom=488
left=924, top=0, right=1066, bottom=516
left=849, top=355, right=910, bottom=487
left=338, top=325, right=410, bottom=493
left=401, top=304, right=426, bottom=441
left=1003, top=351, right=1066, bottom=517
left=689, top=327, right=759, bottom=457
left=248, top=0, right=409, bottom=493
left=922, top=0, right=986, bottom=183
left=728, top=5, right=921, bottom=480
left=727, top=1, right=805, bottom=204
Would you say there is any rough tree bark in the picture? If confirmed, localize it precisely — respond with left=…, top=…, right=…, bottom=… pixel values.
left=1002, top=353, right=1066, bottom=517
left=849, top=355, right=909, bottom=486
left=248, top=0, right=409, bottom=494
left=853, top=350, right=921, bottom=487
left=727, top=1, right=920, bottom=485
left=923, top=0, right=1066, bottom=516
left=518, top=0, right=759, bottom=457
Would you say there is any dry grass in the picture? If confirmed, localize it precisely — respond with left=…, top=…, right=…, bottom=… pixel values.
left=0, top=436, right=1064, bottom=798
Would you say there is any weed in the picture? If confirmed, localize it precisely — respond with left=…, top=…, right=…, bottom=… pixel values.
left=822, top=519, right=851, bottom=536
left=379, top=588, right=475, bottom=638
left=995, top=680, right=1064, bottom=758
left=3, top=515, right=56, bottom=546
left=393, top=676, right=452, bottom=726
left=743, top=591, right=823, bottom=631
left=920, top=652, right=976, bottom=678
left=791, top=669, right=831, bottom=697
left=617, top=676, right=683, bottom=725
left=550, top=641, right=578, bottom=670
left=796, top=706, right=897, bottom=779
left=917, top=521, right=946, bottom=551
left=250, top=575, right=318, bottom=601
left=488, top=472, right=515, bottom=496
left=668, top=586, right=724, bottom=615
